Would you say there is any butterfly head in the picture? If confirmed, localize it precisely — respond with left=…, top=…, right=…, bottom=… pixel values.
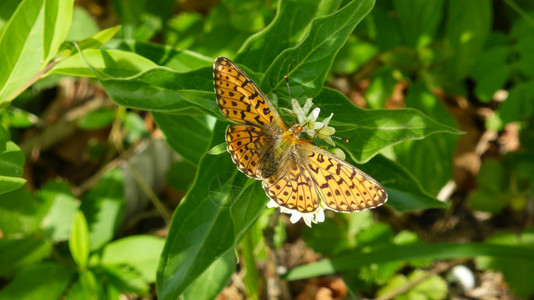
left=289, top=124, right=304, bottom=136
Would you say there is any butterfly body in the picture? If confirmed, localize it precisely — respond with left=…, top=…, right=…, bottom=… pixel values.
left=214, top=57, right=387, bottom=217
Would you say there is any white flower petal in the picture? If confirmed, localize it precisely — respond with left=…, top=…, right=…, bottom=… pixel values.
left=302, top=98, right=314, bottom=115
left=267, top=199, right=279, bottom=208
left=315, top=209, right=325, bottom=223
left=309, top=108, right=320, bottom=122
left=322, top=113, right=334, bottom=126
left=291, top=99, right=306, bottom=123
left=329, top=147, right=346, bottom=160
left=289, top=212, right=302, bottom=224
left=302, top=214, right=313, bottom=227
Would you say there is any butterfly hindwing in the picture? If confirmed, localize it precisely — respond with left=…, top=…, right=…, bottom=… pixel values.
left=262, top=152, right=320, bottom=213
left=297, top=143, right=388, bottom=212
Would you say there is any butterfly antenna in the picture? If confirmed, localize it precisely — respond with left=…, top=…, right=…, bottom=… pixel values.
left=284, top=75, right=292, bottom=99
left=331, top=135, right=349, bottom=143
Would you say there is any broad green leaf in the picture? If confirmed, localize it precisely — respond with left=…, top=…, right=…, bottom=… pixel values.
left=157, top=123, right=267, bottom=300
left=0, top=237, right=52, bottom=277
left=38, top=180, right=80, bottom=242
left=0, top=1, right=19, bottom=31
left=43, top=0, right=73, bottom=63
left=87, top=63, right=216, bottom=115
left=260, top=0, right=375, bottom=100
left=81, top=168, right=124, bottom=251
left=0, top=0, right=74, bottom=102
left=395, top=82, right=458, bottom=195
left=153, top=113, right=214, bottom=165
left=0, top=262, right=74, bottom=299
left=69, top=211, right=90, bottom=270
left=236, top=0, right=338, bottom=72
left=182, top=250, right=235, bottom=300
left=313, top=88, right=461, bottom=163
left=51, top=49, right=158, bottom=77
left=104, top=39, right=213, bottom=72
left=98, top=235, right=165, bottom=283
left=284, top=242, right=534, bottom=280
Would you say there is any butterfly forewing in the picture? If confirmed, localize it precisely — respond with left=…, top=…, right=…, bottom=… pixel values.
left=213, top=57, right=284, bottom=129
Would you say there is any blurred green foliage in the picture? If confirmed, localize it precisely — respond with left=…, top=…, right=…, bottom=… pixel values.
left=0, top=0, right=533, bottom=299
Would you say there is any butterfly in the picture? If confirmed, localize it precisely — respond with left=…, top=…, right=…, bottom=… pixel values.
left=213, top=57, right=387, bottom=220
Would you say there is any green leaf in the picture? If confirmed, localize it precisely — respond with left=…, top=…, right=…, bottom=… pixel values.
left=93, top=264, right=149, bottom=296
left=182, top=251, right=235, bottom=300
left=51, top=49, right=158, bottom=77
left=499, top=81, right=534, bottom=123
left=81, top=168, right=124, bottom=251
left=157, top=122, right=267, bottom=299
left=65, top=7, right=100, bottom=41
left=0, top=236, right=52, bottom=277
left=77, top=108, right=115, bottom=130
left=396, top=82, right=458, bottom=195
left=37, top=180, right=80, bottom=241
left=364, top=65, right=397, bottom=108
left=65, top=269, right=99, bottom=300
left=153, top=113, right=213, bottom=165
left=104, top=39, right=212, bottom=72
left=89, top=65, right=216, bottom=115
left=515, top=35, right=534, bottom=78
left=124, top=112, right=148, bottom=143
left=166, top=161, right=197, bottom=192
left=444, top=0, right=492, bottom=83
left=470, top=45, right=511, bottom=102
left=313, top=88, right=461, bottom=163
left=5, top=107, right=38, bottom=128
left=0, top=0, right=74, bottom=102
left=0, top=262, right=75, bottom=299
left=377, top=269, right=447, bottom=300
left=0, top=187, right=40, bottom=236
left=236, top=0, right=332, bottom=72
left=476, top=228, right=534, bottom=298
left=0, top=175, right=26, bottom=195
left=69, top=211, right=90, bottom=270
left=260, top=0, right=375, bottom=100
left=98, top=235, right=165, bottom=283
left=0, top=129, right=26, bottom=195
left=284, top=242, right=534, bottom=280
left=393, top=0, right=445, bottom=48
